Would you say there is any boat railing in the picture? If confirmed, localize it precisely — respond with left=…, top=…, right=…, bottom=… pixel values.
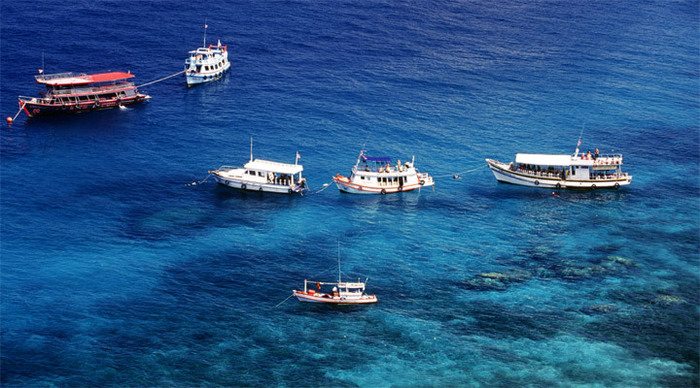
left=49, top=83, right=135, bottom=97
left=35, top=72, right=85, bottom=82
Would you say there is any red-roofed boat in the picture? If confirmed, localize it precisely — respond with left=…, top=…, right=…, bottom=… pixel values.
left=18, top=71, right=150, bottom=117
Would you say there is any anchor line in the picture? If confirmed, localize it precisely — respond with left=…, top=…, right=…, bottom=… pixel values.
left=188, top=174, right=212, bottom=186
left=273, top=293, right=295, bottom=308
left=137, top=70, right=185, bottom=88
left=12, top=102, right=26, bottom=121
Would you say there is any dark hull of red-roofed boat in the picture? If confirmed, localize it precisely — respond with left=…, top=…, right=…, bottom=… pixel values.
left=19, top=93, right=149, bottom=117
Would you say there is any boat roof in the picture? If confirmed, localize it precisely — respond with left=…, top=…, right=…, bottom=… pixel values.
left=362, top=155, right=392, bottom=163
left=244, top=159, right=303, bottom=174
left=338, top=282, right=365, bottom=288
left=36, top=72, right=135, bottom=86
left=515, top=153, right=597, bottom=166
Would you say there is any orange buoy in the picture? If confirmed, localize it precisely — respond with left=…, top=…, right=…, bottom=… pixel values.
left=6, top=116, right=13, bottom=125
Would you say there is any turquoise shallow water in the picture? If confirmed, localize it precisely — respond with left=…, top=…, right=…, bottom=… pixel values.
left=1, top=0, right=699, bottom=386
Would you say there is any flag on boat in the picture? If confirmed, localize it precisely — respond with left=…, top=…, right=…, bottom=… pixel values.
left=574, top=137, right=582, bottom=156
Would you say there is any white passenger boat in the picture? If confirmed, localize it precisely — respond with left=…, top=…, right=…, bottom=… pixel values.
left=209, top=141, right=307, bottom=194
left=486, top=144, right=632, bottom=189
left=185, top=23, right=230, bottom=86
left=333, top=150, right=435, bottom=194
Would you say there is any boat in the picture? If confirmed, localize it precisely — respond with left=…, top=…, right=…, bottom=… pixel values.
left=185, top=22, right=230, bottom=86
left=209, top=139, right=307, bottom=194
left=17, top=71, right=150, bottom=117
left=292, top=247, right=378, bottom=305
left=485, top=143, right=632, bottom=189
left=333, top=150, right=435, bottom=194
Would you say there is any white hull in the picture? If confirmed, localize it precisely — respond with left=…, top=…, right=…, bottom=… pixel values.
left=486, top=159, right=631, bottom=189
left=293, top=291, right=378, bottom=304
left=186, top=62, right=230, bottom=86
left=334, top=180, right=431, bottom=194
left=213, top=175, right=304, bottom=194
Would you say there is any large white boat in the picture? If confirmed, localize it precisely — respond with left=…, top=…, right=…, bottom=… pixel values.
left=185, top=24, right=230, bottom=86
left=486, top=147, right=632, bottom=189
left=209, top=141, right=307, bottom=194
left=333, top=150, right=435, bottom=194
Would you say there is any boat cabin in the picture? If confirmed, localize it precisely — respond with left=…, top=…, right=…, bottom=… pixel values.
left=240, top=159, right=304, bottom=186
left=513, top=153, right=625, bottom=181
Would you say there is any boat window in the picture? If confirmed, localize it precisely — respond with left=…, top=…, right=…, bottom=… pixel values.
left=247, top=170, right=256, bottom=176
left=258, top=172, right=264, bottom=177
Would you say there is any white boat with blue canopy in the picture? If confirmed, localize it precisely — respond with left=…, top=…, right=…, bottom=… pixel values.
left=209, top=140, right=307, bottom=194
left=486, top=142, right=632, bottom=189
left=333, top=150, right=435, bottom=194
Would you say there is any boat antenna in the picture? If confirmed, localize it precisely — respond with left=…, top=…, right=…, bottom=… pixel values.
left=203, top=19, right=208, bottom=47
left=249, top=136, right=254, bottom=162
left=574, top=126, right=584, bottom=157
left=337, top=239, right=341, bottom=283
left=39, top=52, right=45, bottom=74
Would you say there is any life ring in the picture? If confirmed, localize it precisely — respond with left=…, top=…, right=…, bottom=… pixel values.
left=614, top=183, right=620, bottom=189
left=534, top=180, right=540, bottom=186
left=591, top=184, right=597, bottom=189
left=241, top=183, right=247, bottom=190
left=419, top=180, right=425, bottom=186
left=555, top=183, right=561, bottom=189
left=380, top=189, right=386, bottom=195
left=288, top=189, right=293, bottom=194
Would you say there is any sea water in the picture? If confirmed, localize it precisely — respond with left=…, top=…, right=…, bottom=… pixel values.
left=1, top=0, right=698, bottom=386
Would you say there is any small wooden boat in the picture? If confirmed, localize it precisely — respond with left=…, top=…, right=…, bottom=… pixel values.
left=293, top=248, right=377, bottom=305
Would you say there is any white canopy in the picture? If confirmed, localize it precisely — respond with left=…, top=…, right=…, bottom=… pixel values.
left=244, top=159, right=303, bottom=174
left=515, top=153, right=593, bottom=167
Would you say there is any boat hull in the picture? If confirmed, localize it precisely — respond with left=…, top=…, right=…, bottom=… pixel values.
left=292, top=291, right=378, bottom=304
left=186, top=62, right=231, bottom=86
left=485, top=159, right=632, bottom=189
left=333, top=176, right=434, bottom=194
left=18, top=94, right=149, bottom=118
left=213, top=174, right=305, bottom=194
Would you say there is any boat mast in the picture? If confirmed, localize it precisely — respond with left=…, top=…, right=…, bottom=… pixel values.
left=337, top=240, right=341, bottom=283
left=203, top=19, right=208, bottom=48
left=249, top=136, right=253, bottom=162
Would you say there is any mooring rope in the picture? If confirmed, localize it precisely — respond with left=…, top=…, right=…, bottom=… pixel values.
left=307, top=182, right=333, bottom=195
left=138, top=70, right=185, bottom=88
left=431, top=164, right=486, bottom=179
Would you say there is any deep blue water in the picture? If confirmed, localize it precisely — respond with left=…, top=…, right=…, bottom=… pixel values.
left=1, top=0, right=699, bottom=386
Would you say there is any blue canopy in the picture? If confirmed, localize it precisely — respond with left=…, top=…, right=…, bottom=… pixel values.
left=363, top=156, right=392, bottom=163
